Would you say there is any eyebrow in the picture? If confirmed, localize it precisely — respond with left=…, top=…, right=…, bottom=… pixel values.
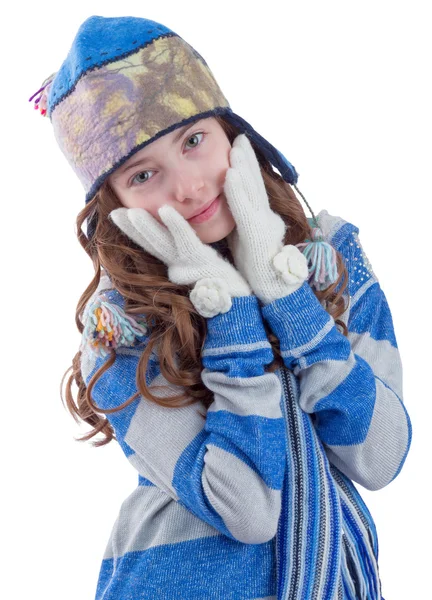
left=118, top=122, right=200, bottom=176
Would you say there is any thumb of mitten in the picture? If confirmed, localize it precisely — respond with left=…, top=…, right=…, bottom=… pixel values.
left=110, top=207, right=176, bottom=265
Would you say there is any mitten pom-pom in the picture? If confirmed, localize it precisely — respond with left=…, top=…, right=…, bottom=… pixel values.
left=273, top=245, right=309, bottom=285
left=189, top=278, right=232, bottom=318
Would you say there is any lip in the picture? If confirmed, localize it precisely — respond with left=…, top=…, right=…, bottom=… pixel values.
left=187, top=195, right=221, bottom=224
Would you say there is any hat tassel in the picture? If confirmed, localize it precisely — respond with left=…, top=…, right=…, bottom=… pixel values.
left=296, top=228, right=339, bottom=291
left=28, top=72, right=57, bottom=117
left=292, top=184, right=339, bottom=291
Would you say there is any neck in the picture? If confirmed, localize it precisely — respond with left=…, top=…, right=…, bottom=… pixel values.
left=209, top=237, right=234, bottom=265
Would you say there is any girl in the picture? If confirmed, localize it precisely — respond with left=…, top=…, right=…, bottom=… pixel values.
left=30, top=14, right=411, bottom=600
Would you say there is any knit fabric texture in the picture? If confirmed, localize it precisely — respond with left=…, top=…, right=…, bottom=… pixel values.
left=80, top=211, right=412, bottom=599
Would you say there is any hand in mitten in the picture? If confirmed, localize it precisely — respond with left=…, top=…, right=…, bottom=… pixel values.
left=224, top=134, right=309, bottom=305
left=109, top=205, right=251, bottom=318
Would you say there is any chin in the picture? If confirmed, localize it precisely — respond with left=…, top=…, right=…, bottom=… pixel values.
left=194, top=210, right=236, bottom=244
left=198, top=224, right=235, bottom=244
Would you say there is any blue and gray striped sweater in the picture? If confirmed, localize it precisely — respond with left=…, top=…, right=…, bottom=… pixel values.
left=80, top=209, right=411, bottom=599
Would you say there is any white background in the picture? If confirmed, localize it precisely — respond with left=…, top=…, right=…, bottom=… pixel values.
left=3, top=1, right=430, bottom=598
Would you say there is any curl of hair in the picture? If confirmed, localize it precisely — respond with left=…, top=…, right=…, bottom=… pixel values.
left=61, top=115, right=349, bottom=447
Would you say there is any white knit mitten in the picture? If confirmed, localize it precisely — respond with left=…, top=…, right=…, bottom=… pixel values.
left=109, top=205, right=251, bottom=318
left=224, top=134, right=309, bottom=305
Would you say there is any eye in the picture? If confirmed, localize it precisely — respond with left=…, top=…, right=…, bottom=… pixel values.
left=185, top=132, right=205, bottom=149
left=131, top=170, right=154, bottom=186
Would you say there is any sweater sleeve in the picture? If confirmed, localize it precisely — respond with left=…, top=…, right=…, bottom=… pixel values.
left=80, top=292, right=287, bottom=544
left=261, top=214, right=412, bottom=492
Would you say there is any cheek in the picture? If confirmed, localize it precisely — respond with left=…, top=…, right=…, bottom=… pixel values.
left=216, top=155, right=231, bottom=187
left=130, top=197, right=163, bottom=223
left=148, top=207, right=163, bottom=223
left=219, top=199, right=236, bottom=235
left=206, top=137, right=231, bottom=177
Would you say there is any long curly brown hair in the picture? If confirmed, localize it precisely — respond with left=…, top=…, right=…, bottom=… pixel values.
left=61, top=115, right=349, bottom=447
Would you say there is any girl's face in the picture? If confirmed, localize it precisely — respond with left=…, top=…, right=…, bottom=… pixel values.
left=108, top=117, right=236, bottom=244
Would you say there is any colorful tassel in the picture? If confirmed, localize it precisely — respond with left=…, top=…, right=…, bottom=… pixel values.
left=80, top=294, right=148, bottom=358
left=28, top=72, right=57, bottom=117
left=290, top=184, right=339, bottom=291
left=296, top=227, right=339, bottom=291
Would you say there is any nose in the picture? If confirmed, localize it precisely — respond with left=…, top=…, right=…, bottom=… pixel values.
left=170, top=162, right=205, bottom=203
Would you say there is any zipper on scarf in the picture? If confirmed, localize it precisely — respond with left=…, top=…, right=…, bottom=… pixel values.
left=276, top=366, right=296, bottom=600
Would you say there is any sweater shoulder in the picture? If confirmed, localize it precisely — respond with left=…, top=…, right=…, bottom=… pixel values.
left=79, top=274, right=151, bottom=385
left=307, top=209, right=360, bottom=251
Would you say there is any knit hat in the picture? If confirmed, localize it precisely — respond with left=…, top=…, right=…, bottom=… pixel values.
left=29, top=15, right=337, bottom=290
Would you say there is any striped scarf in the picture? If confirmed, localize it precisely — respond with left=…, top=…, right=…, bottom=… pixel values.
left=276, top=366, right=382, bottom=600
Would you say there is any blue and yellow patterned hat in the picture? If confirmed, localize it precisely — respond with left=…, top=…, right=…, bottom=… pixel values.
left=29, top=15, right=300, bottom=237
